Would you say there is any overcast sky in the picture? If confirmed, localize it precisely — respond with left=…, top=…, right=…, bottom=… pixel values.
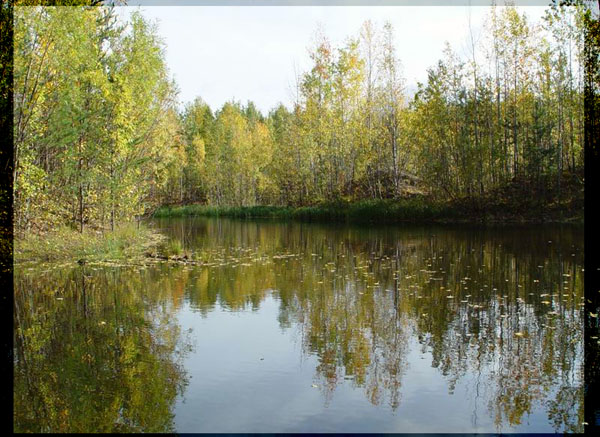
left=116, top=5, right=549, bottom=114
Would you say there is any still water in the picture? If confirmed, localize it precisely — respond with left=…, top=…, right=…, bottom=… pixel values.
left=14, top=218, right=584, bottom=432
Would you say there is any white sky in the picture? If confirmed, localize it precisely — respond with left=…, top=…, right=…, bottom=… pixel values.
left=116, top=5, right=549, bottom=114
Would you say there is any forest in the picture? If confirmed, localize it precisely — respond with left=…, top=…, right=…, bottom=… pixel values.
left=13, top=4, right=587, bottom=237
left=8, top=4, right=599, bottom=432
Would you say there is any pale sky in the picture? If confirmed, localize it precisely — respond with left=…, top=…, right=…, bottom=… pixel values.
left=116, top=5, right=549, bottom=114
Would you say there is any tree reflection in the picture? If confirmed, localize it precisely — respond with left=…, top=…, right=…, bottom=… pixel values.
left=15, top=219, right=584, bottom=432
left=14, top=266, right=190, bottom=433
left=157, top=218, right=583, bottom=432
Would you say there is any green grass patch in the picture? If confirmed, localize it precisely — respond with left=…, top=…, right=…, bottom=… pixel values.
left=153, top=198, right=459, bottom=223
left=153, top=192, right=582, bottom=224
left=14, top=223, right=165, bottom=264
left=155, top=238, right=188, bottom=258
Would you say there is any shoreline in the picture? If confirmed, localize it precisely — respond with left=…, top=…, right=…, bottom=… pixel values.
left=152, top=199, right=583, bottom=226
left=13, top=198, right=583, bottom=265
left=13, top=224, right=166, bottom=265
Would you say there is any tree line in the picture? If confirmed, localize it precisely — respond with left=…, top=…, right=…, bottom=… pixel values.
left=13, top=4, right=586, bottom=235
left=14, top=7, right=179, bottom=234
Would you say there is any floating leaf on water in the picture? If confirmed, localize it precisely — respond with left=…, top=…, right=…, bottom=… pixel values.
left=515, top=332, right=525, bottom=337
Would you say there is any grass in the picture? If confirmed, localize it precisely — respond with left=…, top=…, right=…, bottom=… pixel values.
left=153, top=198, right=461, bottom=223
left=153, top=176, right=583, bottom=225
left=164, top=238, right=183, bottom=256
left=14, top=223, right=165, bottom=264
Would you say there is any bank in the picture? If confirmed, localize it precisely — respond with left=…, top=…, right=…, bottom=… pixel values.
left=14, top=224, right=166, bottom=264
left=153, top=195, right=583, bottom=225
left=153, top=173, right=584, bottom=225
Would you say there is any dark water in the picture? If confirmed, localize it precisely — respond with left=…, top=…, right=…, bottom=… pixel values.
left=14, top=218, right=584, bottom=432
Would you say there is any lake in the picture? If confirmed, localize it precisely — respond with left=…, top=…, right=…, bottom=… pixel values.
left=13, top=217, right=584, bottom=432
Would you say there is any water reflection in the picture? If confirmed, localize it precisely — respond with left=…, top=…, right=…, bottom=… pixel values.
left=14, top=218, right=584, bottom=432
left=13, top=265, right=190, bottom=432
left=155, top=218, right=584, bottom=432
